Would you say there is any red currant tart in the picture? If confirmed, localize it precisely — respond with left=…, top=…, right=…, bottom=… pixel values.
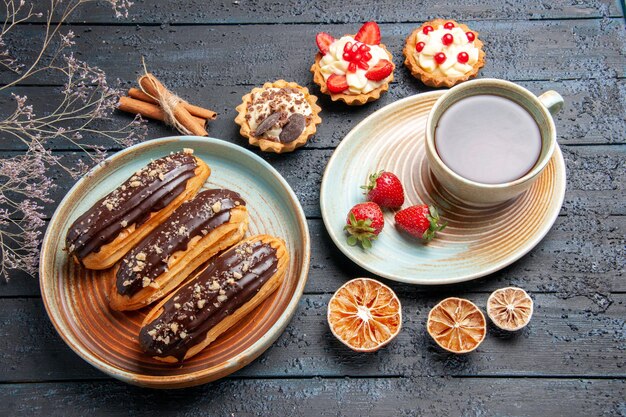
left=403, top=19, right=485, bottom=87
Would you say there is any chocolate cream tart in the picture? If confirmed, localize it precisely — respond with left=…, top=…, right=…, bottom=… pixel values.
left=108, top=189, right=249, bottom=311
left=65, top=149, right=210, bottom=270
left=235, top=80, right=322, bottom=153
left=139, top=234, right=289, bottom=362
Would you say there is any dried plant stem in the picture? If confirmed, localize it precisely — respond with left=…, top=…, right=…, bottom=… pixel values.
left=0, top=0, right=145, bottom=280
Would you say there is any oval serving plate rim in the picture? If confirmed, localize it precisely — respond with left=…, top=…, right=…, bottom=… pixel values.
left=320, top=91, right=566, bottom=285
left=39, top=136, right=310, bottom=388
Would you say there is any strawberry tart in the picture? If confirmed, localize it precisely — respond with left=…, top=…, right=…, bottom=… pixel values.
left=235, top=80, right=322, bottom=153
left=311, top=22, right=395, bottom=105
left=403, top=19, right=485, bottom=88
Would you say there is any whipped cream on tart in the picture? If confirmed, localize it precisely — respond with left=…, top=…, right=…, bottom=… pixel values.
left=108, top=189, right=249, bottom=311
left=403, top=19, right=485, bottom=88
left=65, top=149, right=210, bottom=270
left=139, top=234, right=289, bottom=362
left=235, top=80, right=322, bottom=154
left=311, top=22, right=394, bottom=105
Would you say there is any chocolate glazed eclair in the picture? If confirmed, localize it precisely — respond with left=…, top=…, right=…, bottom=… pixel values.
left=108, top=189, right=249, bottom=311
left=65, top=149, right=210, bottom=270
left=139, top=234, right=289, bottom=362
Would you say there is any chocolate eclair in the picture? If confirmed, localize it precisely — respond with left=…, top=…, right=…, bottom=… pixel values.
left=108, top=189, right=249, bottom=311
left=139, top=234, right=289, bottom=362
left=66, top=149, right=210, bottom=270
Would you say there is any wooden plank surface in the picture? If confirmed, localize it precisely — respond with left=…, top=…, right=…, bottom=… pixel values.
left=1, top=0, right=625, bottom=414
left=1, top=293, right=624, bottom=382
left=3, top=19, right=625, bottom=87
left=1, top=378, right=624, bottom=416
left=1, top=144, right=623, bottom=221
left=2, top=214, right=625, bottom=298
left=1, top=78, right=625, bottom=150
left=25, top=0, right=625, bottom=24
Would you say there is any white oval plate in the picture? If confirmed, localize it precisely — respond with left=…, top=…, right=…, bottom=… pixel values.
left=320, top=91, right=566, bottom=285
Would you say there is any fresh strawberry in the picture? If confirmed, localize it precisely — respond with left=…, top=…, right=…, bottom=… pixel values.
left=394, top=205, right=446, bottom=241
left=316, top=32, right=336, bottom=55
left=344, top=202, right=384, bottom=249
left=354, top=21, right=381, bottom=45
left=365, top=59, right=394, bottom=81
left=361, top=171, right=404, bottom=208
left=326, top=73, right=349, bottom=94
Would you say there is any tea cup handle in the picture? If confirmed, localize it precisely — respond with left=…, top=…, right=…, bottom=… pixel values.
left=538, top=90, right=564, bottom=115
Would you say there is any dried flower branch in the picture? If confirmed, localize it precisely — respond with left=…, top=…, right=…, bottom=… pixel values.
left=0, top=146, right=50, bottom=279
left=0, top=0, right=146, bottom=281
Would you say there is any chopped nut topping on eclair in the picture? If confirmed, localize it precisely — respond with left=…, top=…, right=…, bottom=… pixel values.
left=114, top=189, right=246, bottom=297
left=65, top=151, right=199, bottom=261
left=139, top=239, right=280, bottom=360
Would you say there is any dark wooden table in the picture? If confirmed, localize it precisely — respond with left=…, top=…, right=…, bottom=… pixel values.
left=1, top=1, right=625, bottom=415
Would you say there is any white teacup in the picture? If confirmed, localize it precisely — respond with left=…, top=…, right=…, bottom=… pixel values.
left=425, top=78, right=564, bottom=205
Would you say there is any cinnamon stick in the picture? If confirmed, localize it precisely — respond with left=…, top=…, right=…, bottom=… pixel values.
left=118, top=96, right=206, bottom=127
left=139, top=73, right=208, bottom=136
left=129, top=87, right=217, bottom=120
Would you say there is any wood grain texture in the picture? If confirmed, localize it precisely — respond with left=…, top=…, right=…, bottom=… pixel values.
left=0, top=0, right=625, bottom=411
left=1, top=378, right=624, bottom=416
left=1, top=293, right=624, bottom=382
left=3, top=19, right=625, bottom=86
left=2, top=378, right=624, bottom=415
left=1, top=79, right=624, bottom=152
left=1, top=145, right=622, bottom=220
left=23, top=0, right=624, bottom=24
left=2, top=213, right=625, bottom=298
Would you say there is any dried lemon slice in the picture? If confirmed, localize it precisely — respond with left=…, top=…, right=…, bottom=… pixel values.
left=327, top=278, right=402, bottom=352
left=427, top=297, right=486, bottom=353
left=487, top=287, right=533, bottom=331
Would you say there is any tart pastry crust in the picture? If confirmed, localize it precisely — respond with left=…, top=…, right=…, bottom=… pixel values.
left=140, top=234, right=289, bottom=363
left=310, top=40, right=394, bottom=106
left=403, top=19, right=485, bottom=88
left=235, top=80, right=322, bottom=153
